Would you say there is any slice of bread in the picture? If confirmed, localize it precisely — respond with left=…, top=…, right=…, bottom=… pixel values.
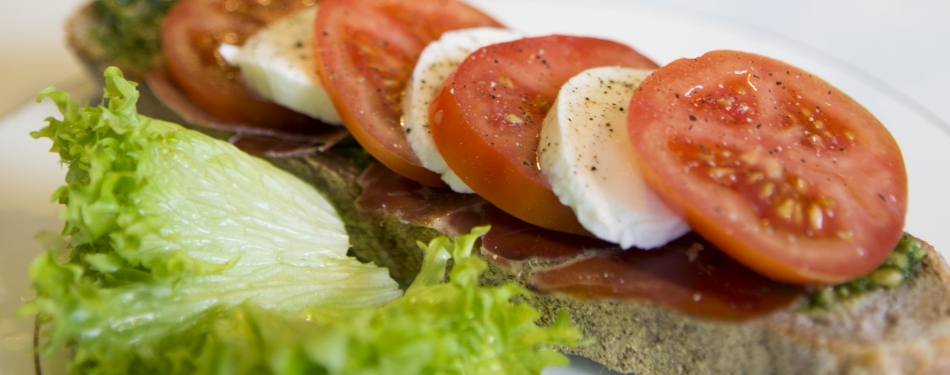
left=65, top=4, right=950, bottom=374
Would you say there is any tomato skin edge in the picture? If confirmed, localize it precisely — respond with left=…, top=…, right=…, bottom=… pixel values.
left=688, top=204, right=903, bottom=285
left=430, top=83, right=589, bottom=235
left=631, top=127, right=904, bottom=284
left=313, top=0, right=448, bottom=188
left=316, top=63, right=448, bottom=188
left=625, top=143, right=813, bottom=282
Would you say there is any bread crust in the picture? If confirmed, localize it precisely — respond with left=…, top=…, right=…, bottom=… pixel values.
left=65, top=4, right=950, bottom=373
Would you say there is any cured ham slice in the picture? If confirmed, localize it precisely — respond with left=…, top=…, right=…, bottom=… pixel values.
left=355, top=162, right=805, bottom=320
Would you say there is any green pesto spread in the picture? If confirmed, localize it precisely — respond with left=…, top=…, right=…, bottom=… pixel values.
left=807, top=233, right=927, bottom=309
left=91, top=0, right=178, bottom=72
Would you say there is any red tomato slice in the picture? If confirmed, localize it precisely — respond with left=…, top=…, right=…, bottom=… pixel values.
left=314, top=0, right=502, bottom=187
left=162, top=0, right=326, bottom=134
left=430, top=35, right=659, bottom=234
left=627, top=50, right=907, bottom=284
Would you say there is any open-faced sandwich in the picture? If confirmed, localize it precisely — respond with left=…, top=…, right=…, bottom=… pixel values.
left=29, top=0, right=950, bottom=373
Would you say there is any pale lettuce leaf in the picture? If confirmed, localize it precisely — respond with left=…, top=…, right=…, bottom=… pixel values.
left=24, top=67, right=582, bottom=375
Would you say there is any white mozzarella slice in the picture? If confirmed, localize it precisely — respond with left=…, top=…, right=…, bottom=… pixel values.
left=218, top=6, right=342, bottom=125
left=539, top=67, right=690, bottom=249
left=403, top=27, right=524, bottom=193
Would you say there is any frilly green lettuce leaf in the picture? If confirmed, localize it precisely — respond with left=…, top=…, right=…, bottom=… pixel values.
left=25, top=67, right=400, bottom=370
left=24, top=67, right=582, bottom=375
left=35, top=228, right=582, bottom=375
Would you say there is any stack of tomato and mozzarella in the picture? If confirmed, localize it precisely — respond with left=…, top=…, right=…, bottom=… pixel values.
left=161, top=0, right=907, bottom=286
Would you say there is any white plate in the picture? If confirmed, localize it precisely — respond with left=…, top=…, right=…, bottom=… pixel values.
left=1, top=1, right=949, bottom=374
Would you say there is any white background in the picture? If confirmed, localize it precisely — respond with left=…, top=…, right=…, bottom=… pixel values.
left=1, top=1, right=948, bottom=374
left=4, top=1, right=948, bottom=128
